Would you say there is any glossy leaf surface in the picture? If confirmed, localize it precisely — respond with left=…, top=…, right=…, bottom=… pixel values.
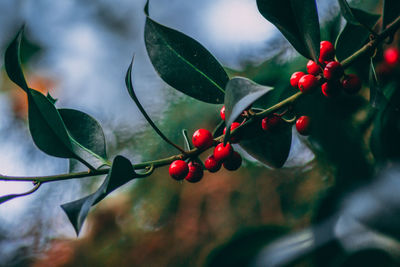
left=257, top=0, right=320, bottom=61
left=145, top=17, right=228, bottom=104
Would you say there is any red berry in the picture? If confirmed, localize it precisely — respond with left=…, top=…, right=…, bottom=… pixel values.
left=204, top=155, right=222, bottom=173
left=220, top=106, right=226, bottom=121
left=298, top=74, right=318, bottom=93
left=213, top=143, right=233, bottom=162
left=169, top=160, right=189, bottom=180
left=290, top=71, right=305, bottom=88
left=185, top=162, right=203, bottom=183
left=192, top=129, right=213, bottom=149
left=323, top=61, right=343, bottom=80
left=307, top=60, right=321, bottom=75
left=319, top=41, right=335, bottom=62
left=261, top=115, right=282, bottom=131
left=223, top=151, right=242, bottom=171
left=321, top=81, right=341, bottom=98
left=223, top=122, right=241, bottom=143
left=342, top=74, right=362, bottom=94
left=296, top=116, right=311, bottom=136
left=383, top=47, right=400, bottom=66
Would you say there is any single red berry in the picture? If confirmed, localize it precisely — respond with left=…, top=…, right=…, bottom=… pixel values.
left=261, top=115, right=282, bottom=131
left=290, top=71, right=305, bottom=88
left=192, top=129, right=213, bottom=149
left=298, top=74, right=318, bottom=93
left=383, top=47, right=400, bottom=66
left=342, top=74, right=362, bottom=94
left=319, top=41, right=335, bottom=62
left=296, top=116, right=311, bottom=136
left=220, top=106, right=226, bottom=121
left=213, top=143, right=233, bottom=162
left=185, top=162, right=204, bottom=183
left=169, top=160, right=189, bottom=180
left=307, top=60, right=321, bottom=75
left=321, top=81, right=341, bottom=98
left=223, top=151, right=242, bottom=171
left=223, top=122, right=241, bottom=143
left=323, top=61, right=344, bottom=80
left=204, top=155, right=222, bottom=173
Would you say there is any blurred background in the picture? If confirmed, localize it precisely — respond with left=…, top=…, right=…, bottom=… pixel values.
left=0, top=0, right=392, bottom=266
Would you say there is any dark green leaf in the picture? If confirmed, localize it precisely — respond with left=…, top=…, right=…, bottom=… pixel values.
left=59, top=109, right=108, bottom=170
left=28, top=89, right=74, bottom=158
left=239, top=121, right=292, bottom=168
left=4, top=26, right=29, bottom=92
left=383, top=0, right=400, bottom=30
left=256, top=0, right=320, bottom=61
left=28, top=89, right=108, bottom=169
left=224, top=77, right=273, bottom=127
left=338, top=0, right=362, bottom=25
left=144, top=0, right=149, bottom=16
left=144, top=17, right=228, bottom=104
left=335, top=9, right=380, bottom=61
left=126, top=57, right=182, bottom=152
left=61, top=155, right=137, bottom=235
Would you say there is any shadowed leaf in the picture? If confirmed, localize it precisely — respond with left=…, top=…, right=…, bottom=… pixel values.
left=257, top=0, right=320, bottom=61
left=61, top=155, right=137, bottom=235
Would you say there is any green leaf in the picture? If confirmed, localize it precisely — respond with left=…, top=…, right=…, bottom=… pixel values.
left=335, top=9, right=380, bottom=61
left=338, top=0, right=363, bottom=25
left=256, top=0, right=320, bottom=62
left=4, top=26, right=29, bottom=92
left=383, top=0, right=400, bottom=30
left=61, top=155, right=137, bottom=235
left=59, top=109, right=108, bottom=170
left=239, top=121, right=292, bottom=168
left=28, top=89, right=107, bottom=169
left=224, top=77, right=273, bottom=127
left=126, top=57, right=183, bottom=152
left=28, top=89, right=75, bottom=158
left=144, top=17, right=228, bottom=104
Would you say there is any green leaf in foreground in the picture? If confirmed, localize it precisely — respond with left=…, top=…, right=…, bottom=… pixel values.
left=4, top=26, right=29, bottom=92
left=240, top=121, right=292, bottom=168
left=144, top=17, right=228, bottom=104
left=335, top=9, right=380, bottom=61
left=256, top=0, right=320, bottom=62
left=224, top=77, right=273, bottom=127
left=369, top=59, right=385, bottom=108
left=61, top=155, right=137, bottom=235
left=59, top=109, right=108, bottom=171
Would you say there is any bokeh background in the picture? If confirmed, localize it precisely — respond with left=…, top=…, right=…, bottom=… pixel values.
left=0, top=0, right=381, bottom=266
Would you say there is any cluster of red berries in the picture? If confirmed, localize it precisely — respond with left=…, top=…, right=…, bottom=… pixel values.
left=290, top=41, right=362, bottom=97
left=168, top=127, right=242, bottom=182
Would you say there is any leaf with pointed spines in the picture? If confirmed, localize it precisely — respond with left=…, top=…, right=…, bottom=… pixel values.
left=61, top=155, right=137, bottom=235
left=256, top=0, right=320, bottom=62
left=144, top=16, right=228, bottom=104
